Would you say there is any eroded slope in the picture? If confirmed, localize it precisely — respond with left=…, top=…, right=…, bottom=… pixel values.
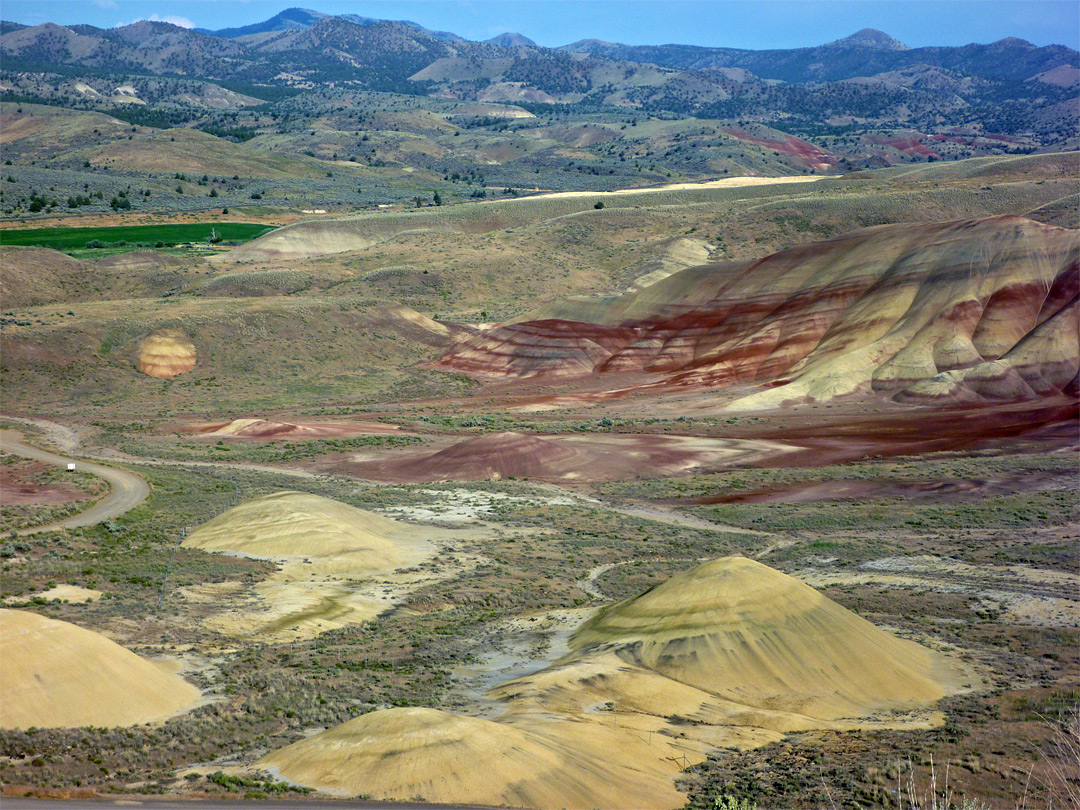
left=430, top=216, right=1079, bottom=410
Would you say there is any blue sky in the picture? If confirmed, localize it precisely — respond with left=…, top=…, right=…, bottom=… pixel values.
left=4, top=1, right=1078, bottom=50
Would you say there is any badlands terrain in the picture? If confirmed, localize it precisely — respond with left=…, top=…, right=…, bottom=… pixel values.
left=0, top=126, right=1078, bottom=810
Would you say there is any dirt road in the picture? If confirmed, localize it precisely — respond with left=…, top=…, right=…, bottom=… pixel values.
left=519, top=174, right=825, bottom=201
left=0, top=430, right=150, bottom=535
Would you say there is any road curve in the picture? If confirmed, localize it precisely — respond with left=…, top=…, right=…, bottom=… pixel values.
left=0, top=429, right=150, bottom=535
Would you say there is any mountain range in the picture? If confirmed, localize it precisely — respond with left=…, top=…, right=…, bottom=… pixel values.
left=1, top=7, right=1075, bottom=150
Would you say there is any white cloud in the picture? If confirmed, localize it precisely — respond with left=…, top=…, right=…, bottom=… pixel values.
left=116, top=13, right=196, bottom=29
left=148, top=14, right=195, bottom=28
left=93, top=0, right=120, bottom=10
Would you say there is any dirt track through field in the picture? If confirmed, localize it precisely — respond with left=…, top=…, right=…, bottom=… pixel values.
left=522, top=174, right=825, bottom=200
left=0, top=430, right=149, bottom=534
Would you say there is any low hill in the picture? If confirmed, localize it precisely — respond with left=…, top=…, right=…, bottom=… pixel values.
left=0, top=247, right=88, bottom=308
left=182, top=491, right=434, bottom=639
left=137, top=329, right=196, bottom=378
left=82, top=127, right=324, bottom=178
left=0, top=609, right=200, bottom=728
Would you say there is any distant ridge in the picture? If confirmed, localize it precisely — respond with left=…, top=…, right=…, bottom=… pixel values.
left=557, top=30, right=1073, bottom=83
left=485, top=32, right=537, bottom=48
left=199, top=7, right=326, bottom=38
left=829, top=28, right=908, bottom=50
left=201, top=6, right=465, bottom=43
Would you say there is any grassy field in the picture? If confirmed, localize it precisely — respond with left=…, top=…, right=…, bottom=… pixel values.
left=0, top=222, right=276, bottom=251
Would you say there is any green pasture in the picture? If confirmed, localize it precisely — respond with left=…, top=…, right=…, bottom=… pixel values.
left=0, top=222, right=275, bottom=251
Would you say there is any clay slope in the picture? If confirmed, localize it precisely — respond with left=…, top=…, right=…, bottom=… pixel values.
left=345, top=432, right=787, bottom=483
left=363, top=431, right=580, bottom=480
left=262, top=558, right=966, bottom=809
left=185, top=418, right=402, bottom=439
left=429, top=216, right=1079, bottom=409
left=1, top=609, right=200, bottom=728
left=262, top=707, right=686, bottom=810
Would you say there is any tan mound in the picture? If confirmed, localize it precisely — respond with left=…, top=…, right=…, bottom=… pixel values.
left=261, top=707, right=686, bottom=810
left=199, top=418, right=329, bottom=439
left=0, top=609, right=199, bottom=729
left=183, top=491, right=402, bottom=567
left=138, top=329, right=196, bottom=378
left=371, top=431, right=581, bottom=481
left=569, top=557, right=959, bottom=719
left=182, top=492, right=432, bottom=639
left=22, top=585, right=102, bottom=603
left=206, top=418, right=325, bottom=438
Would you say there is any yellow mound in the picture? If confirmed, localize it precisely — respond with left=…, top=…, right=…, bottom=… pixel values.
left=138, top=329, right=196, bottom=378
left=261, top=706, right=686, bottom=809
left=183, top=491, right=402, bottom=568
left=0, top=609, right=200, bottom=728
left=183, top=492, right=432, bottom=639
left=570, top=557, right=959, bottom=719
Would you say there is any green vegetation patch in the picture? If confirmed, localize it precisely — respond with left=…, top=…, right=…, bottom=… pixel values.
left=0, top=222, right=275, bottom=251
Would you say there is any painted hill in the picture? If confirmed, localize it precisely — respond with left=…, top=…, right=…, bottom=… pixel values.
left=138, top=330, right=196, bottom=379
left=262, top=558, right=967, bottom=809
left=344, top=432, right=783, bottom=483
left=430, top=216, right=1079, bottom=411
left=0, top=609, right=200, bottom=728
left=187, top=417, right=402, bottom=439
